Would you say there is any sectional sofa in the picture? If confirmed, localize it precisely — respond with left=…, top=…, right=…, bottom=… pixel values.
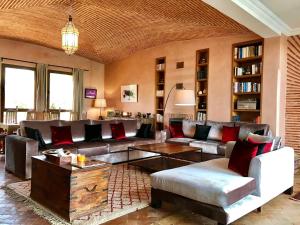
left=151, top=144, right=294, bottom=225
left=5, top=119, right=157, bottom=179
left=166, top=120, right=272, bottom=155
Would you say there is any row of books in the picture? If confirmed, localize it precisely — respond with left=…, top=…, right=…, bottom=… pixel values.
left=234, top=62, right=262, bottom=76
left=234, top=45, right=263, bottom=59
left=196, top=112, right=206, bottom=121
left=233, top=82, right=261, bottom=93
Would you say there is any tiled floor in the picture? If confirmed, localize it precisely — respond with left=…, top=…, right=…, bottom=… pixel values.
left=0, top=159, right=300, bottom=225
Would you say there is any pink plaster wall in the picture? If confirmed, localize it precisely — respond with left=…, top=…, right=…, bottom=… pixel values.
left=105, top=34, right=286, bottom=134
left=0, top=38, right=105, bottom=119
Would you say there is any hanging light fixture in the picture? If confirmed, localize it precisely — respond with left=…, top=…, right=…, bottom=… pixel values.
left=61, top=15, right=79, bottom=55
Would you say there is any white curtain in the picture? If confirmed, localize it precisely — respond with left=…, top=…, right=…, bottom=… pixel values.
left=72, top=68, right=84, bottom=120
left=35, top=64, right=48, bottom=112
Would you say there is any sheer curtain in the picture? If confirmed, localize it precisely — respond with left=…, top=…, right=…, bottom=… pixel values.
left=35, top=64, right=48, bottom=112
left=72, top=68, right=84, bottom=120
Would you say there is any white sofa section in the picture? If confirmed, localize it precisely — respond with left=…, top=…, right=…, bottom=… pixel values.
left=151, top=146, right=294, bottom=224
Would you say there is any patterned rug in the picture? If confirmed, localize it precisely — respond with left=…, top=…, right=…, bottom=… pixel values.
left=3, top=164, right=151, bottom=225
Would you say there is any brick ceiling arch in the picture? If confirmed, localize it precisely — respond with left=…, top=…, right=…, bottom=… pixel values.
left=0, top=0, right=252, bottom=63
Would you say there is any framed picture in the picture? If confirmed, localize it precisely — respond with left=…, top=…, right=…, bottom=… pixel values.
left=85, top=88, right=97, bottom=99
left=121, top=84, right=138, bottom=103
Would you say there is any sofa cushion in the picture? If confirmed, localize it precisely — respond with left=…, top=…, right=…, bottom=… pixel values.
left=169, top=123, right=184, bottom=138
left=20, top=120, right=60, bottom=144
left=110, top=123, right=126, bottom=140
left=84, top=124, right=102, bottom=142
left=151, top=158, right=256, bottom=207
left=103, top=137, right=155, bottom=152
left=136, top=124, right=152, bottom=138
left=228, top=140, right=259, bottom=177
left=166, top=138, right=195, bottom=145
left=234, top=122, right=270, bottom=140
left=50, top=126, right=74, bottom=146
left=190, top=140, right=225, bottom=155
left=75, top=142, right=108, bottom=157
left=24, top=127, right=46, bottom=149
left=61, top=120, right=90, bottom=142
left=182, top=120, right=205, bottom=138
left=206, top=121, right=234, bottom=141
left=222, top=126, right=240, bottom=143
left=248, top=137, right=272, bottom=156
left=92, top=119, right=138, bottom=139
left=193, top=124, right=211, bottom=141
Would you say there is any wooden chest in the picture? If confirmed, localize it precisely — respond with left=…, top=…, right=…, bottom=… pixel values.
left=30, top=156, right=111, bottom=222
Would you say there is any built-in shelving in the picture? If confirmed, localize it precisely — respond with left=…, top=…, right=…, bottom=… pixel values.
left=231, top=39, right=263, bottom=123
left=155, top=57, right=166, bottom=130
left=195, top=49, right=209, bottom=121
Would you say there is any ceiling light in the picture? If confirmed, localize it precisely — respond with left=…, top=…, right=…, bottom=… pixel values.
left=61, top=15, right=79, bottom=55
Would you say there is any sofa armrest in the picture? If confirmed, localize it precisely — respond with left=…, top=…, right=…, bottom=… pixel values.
left=248, top=147, right=294, bottom=200
left=5, top=135, right=39, bottom=179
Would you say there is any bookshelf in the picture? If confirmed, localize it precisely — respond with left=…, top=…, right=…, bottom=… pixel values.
left=231, top=39, right=263, bottom=123
left=195, top=49, right=209, bottom=121
left=155, top=57, right=166, bottom=130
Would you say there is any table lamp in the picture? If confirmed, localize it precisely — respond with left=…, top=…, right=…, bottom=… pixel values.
left=94, top=98, right=107, bottom=120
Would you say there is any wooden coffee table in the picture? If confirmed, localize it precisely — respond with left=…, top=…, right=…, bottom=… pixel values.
left=31, top=156, right=111, bottom=222
left=128, top=143, right=201, bottom=172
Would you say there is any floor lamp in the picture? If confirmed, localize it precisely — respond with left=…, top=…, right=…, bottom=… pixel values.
left=164, top=83, right=195, bottom=111
left=163, top=82, right=195, bottom=123
left=94, top=98, right=107, bottom=120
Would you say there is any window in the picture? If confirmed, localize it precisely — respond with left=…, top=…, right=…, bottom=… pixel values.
left=48, top=72, right=73, bottom=111
left=4, top=66, right=35, bottom=110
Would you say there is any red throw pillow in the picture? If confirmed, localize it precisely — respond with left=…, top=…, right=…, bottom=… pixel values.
left=248, top=137, right=272, bottom=155
left=228, top=140, right=259, bottom=177
left=222, top=126, right=240, bottom=143
left=110, top=123, right=126, bottom=140
left=169, top=123, right=184, bottom=138
left=50, top=126, right=73, bottom=146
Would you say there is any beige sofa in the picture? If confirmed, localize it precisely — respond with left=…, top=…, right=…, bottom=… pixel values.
left=166, top=120, right=271, bottom=155
left=5, top=119, right=157, bottom=179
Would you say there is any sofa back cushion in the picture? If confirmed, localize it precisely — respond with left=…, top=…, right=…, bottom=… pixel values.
left=61, top=120, right=91, bottom=142
left=182, top=119, right=205, bottom=138
left=206, top=121, right=234, bottom=141
left=50, top=126, right=74, bottom=146
left=92, top=119, right=138, bottom=139
left=234, top=122, right=270, bottom=140
left=20, top=120, right=60, bottom=144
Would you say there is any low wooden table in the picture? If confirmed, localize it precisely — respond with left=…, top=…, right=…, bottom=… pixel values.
left=128, top=143, right=201, bottom=172
left=30, top=156, right=111, bottom=222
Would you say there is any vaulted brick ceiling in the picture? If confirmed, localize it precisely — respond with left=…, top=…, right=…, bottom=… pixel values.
left=0, top=0, right=252, bottom=63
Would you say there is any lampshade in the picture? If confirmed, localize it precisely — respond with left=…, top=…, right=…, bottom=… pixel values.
left=61, top=15, right=79, bottom=55
left=174, top=89, right=195, bottom=106
left=94, top=99, right=107, bottom=108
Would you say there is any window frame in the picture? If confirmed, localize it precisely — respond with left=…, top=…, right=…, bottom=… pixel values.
left=47, top=70, right=73, bottom=113
left=1, top=64, right=36, bottom=122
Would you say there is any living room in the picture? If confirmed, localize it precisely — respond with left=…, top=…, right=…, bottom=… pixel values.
left=0, top=0, right=299, bottom=225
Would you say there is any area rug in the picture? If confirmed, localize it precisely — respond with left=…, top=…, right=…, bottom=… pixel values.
left=3, top=164, right=151, bottom=225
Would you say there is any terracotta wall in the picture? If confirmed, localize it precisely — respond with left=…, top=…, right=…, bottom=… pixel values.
left=105, top=34, right=287, bottom=135
left=0, top=38, right=104, bottom=119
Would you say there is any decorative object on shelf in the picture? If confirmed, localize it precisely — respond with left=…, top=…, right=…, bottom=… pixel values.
left=94, top=98, right=107, bottom=120
left=84, top=88, right=97, bottom=99
left=121, top=84, right=138, bottom=102
left=61, top=13, right=79, bottom=55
